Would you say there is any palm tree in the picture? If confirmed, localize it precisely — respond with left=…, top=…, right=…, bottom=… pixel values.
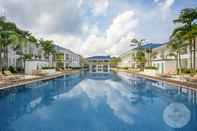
left=172, top=8, right=197, bottom=70
left=40, top=39, right=55, bottom=63
left=168, top=32, right=187, bottom=74
left=0, top=16, right=31, bottom=71
left=130, top=38, right=146, bottom=50
left=150, top=51, right=157, bottom=65
left=130, top=38, right=146, bottom=69
left=23, top=53, right=33, bottom=71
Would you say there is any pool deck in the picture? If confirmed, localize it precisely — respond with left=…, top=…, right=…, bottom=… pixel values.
left=136, top=73, right=197, bottom=91
left=115, top=70, right=197, bottom=90
left=0, top=70, right=80, bottom=91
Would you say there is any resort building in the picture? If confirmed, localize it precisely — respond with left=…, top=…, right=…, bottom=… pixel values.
left=118, top=50, right=136, bottom=68
left=118, top=39, right=197, bottom=74
left=4, top=42, right=81, bottom=74
left=87, top=56, right=111, bottom=73
left=152, top=38, right=197, bottom=74
left=151, top=44, right=177, bottom=74
left=54, top=45, right=81, bottom=69
left=6, top=43, right=52, bottom=72
left=118, top=43, right=162, bottom=68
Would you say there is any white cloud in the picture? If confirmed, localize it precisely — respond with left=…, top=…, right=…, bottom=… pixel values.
left=40, top=9, right=138, bottom=57
left=92, top=0, right=109, bottom=16
left=0, top=0, right=83, bottom=36
left=154, top=0, right=175, bottom=11
left=106, top=11, right=138, bottom=56
left=80, top=10, right=138, bottom=57
left=44, top=34, right=82, bottom=54
left=0, top=0, right=179, bottom=57
left=163, top=0, right=175, bottom=10
left=81, top=35, right=107, bottom=56
left=82, top=23, right=100, bottom=35
left=107, top=32, right=135, bottom=56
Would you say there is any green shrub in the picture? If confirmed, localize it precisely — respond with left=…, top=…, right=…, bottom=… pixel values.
left=56, top=61, right=64, bottom=68
left=9, top=66, right=17, bottom=73
left=42, top=67, right=55, bottom=69
left=177, top=68, right=195, bottom=74
left=16, top=67, right=24, bottom=73
left=145, top=66, right=158, bottom=70
left=118, top=67, right=128, bottom=70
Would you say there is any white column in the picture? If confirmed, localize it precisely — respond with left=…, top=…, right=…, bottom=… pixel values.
left=89, top=64, right=92, bottom=73
left=108, top=64, right=110, bottom=72
left=64, top=53, right=66, bottom=68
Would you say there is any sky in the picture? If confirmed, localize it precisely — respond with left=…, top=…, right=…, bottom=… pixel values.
left=0, top=0, right=196, bottom=57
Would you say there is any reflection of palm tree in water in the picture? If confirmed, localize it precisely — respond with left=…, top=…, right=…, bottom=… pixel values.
left=128, top=78, right=156, bottom=104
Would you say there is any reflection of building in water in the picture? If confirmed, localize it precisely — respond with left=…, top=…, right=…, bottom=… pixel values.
left=87, top=56, right=111, bottom=73
left=86, top=73, right=114, bottom=80
left=116, top=72, right=197, bottom=130
left=0, top=73, right=84, bottom=130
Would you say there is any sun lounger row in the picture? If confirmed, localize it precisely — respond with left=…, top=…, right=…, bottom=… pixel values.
left=0, top=71, right=25, bottom=83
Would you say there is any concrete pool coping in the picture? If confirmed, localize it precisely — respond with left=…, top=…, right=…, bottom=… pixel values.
left=1, top=70, right=196, bottom=92
left=0, top=70, right=80, bottom=91
left=135, top=73, right=197, bottom=91
left=113, top=70, right=197, bottom=91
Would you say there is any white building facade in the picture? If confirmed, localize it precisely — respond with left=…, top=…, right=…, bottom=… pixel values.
left=118, top=43, right=163, bottom=68
left=54, top=45, right=81, bottom=68
left=152, top=38, right=197, bottom=74
left=118, top=50, right=136, bottom=68
left=6, top=42, right=50, bottom=70
left=87, top=56, right=111, bottom=73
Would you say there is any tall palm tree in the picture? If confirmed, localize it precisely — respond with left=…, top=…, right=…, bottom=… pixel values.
left=172, top=8, right=197, bottom=70
left=40, top=39, right=55, bottom=63
left=0, top=16, right=31, bottom=71
left=130, top=38, right=146, bottom=50
left=130, top=38, right=146, bottom=69
left=168, top=32, right=187, bottom=74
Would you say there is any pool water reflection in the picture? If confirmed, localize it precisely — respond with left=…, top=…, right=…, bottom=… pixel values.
left=0, top=72, right=197, bottom=131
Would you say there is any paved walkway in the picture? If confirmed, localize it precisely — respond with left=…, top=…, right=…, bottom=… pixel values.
left=141, top=73, right=197, bottom=90
left=0, top=70, right=80, bottom=90
left=116, top=70, right=197, bottom=90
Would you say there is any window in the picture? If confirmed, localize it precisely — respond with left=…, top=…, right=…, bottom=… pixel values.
left=98, top=65, right=103, bottom=72
left=65, top=54, right=69, bottom=60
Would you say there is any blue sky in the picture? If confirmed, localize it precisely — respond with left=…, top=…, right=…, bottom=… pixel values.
left=0, top=0, right=196, bottom=56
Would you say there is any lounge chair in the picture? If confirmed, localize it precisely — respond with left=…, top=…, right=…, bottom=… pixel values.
left=187, top=74, right=197, bottom=82
left=0, top=72, right=7, bottom=80
left=157, top=72, right=174, bottom=78
left=32, top=69, right=47, bottom=76
left=59, top=68, right=65, bottom=72
left=3, top=70, right=24, bottom=82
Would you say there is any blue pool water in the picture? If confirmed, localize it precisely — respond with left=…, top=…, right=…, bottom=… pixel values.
left=0, top=72, right=197, bottom=131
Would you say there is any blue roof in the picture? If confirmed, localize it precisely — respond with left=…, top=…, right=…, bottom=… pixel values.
left=87, top=56, right=111, bottom=60
left=143, top=43, right=163, bottom=49
left=53, top=44, right=66, bottom=51
left=133, top=43, right=163, bottom=50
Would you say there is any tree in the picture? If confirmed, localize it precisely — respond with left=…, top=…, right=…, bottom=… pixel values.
left=172, top=8, right=197, bottom=70
left=168, top=32, right=187, bottom=74
left=21, top=53, right=33, bottom=72
left=0, top=17, right=19, bottom=70
left=0, top=16, right=32, bottom=71
left=135, top=51, right=146, bottom=69
left=110, top=57, right=121, bottom=68
left=130, top=38, right=146, bottom=69
left=40, top=39, right=55, bottom=62
left=130, top=38, right=146, bottom=50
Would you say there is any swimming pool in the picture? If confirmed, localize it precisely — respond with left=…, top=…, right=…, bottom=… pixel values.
left=0, top=72, right=196, bottom=131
